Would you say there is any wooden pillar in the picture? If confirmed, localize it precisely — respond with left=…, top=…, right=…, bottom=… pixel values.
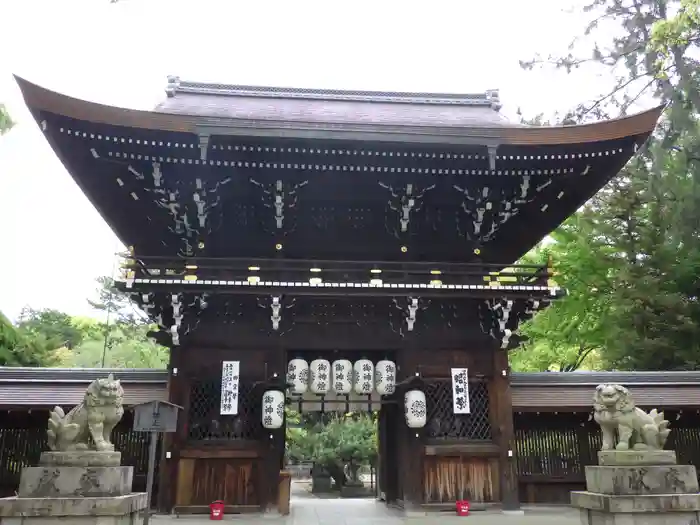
left=397, top=339, right=425, bottom=509
left=157, top=345, right=188, bottom=512
left=261, top=345, right=287, bottom=511
left=491, top=348, right=520, bottom=511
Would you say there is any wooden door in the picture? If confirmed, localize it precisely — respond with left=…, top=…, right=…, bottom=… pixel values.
left=175, top=450, right=261, bottom=513
left=422, top=456, right=499, bottom=503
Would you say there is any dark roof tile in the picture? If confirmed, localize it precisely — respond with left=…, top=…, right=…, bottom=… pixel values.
left=156, top=77, right=514, bottom=129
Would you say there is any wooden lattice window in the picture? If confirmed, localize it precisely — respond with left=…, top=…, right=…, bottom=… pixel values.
left=186, top=379, right=260, bottom=441
left=424, top=380, right=492, bottom=440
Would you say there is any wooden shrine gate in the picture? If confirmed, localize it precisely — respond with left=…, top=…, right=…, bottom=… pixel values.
left=155, top=343, right=515, bottom=513
left=13, top=72, right=668, bottom=512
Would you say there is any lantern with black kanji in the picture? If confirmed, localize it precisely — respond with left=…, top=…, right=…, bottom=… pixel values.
left=374, top=359, right=396, bottom=396
left=309, top=359, right=331, bottom=395
left=354, top=359, right=374, bottom=395
left=287, top=358, right=309, bottom=395
left=262, top=390, right=285, bottom=429
left=331, top=359, right=352, bottom=394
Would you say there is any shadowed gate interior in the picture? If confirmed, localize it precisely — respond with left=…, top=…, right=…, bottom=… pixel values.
left=286, top=350, right=398, bottom=501
left=284, top=350, right=496, bottom=506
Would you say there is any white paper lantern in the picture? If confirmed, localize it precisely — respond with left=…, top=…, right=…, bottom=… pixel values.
left=331, top=359, right=353, bottom=394
left=287, top=359, right=309, bottom=395
left=374, top=360, right=397, bottom=396
left=309, top=359, right=331, bottom=395
left=404, top=390, right=427, bottom=429
left=354, top=359, right=375, bottom=395
left=262, top=390, right=285, bottom=429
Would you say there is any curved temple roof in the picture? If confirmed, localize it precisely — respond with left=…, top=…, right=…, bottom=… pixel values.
left=13, top=75, right=665, bottom=265
left=15, top=75, right=664, bottom=146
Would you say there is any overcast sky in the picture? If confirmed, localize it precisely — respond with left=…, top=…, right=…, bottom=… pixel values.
left=0, top=0, right=628, bottom=321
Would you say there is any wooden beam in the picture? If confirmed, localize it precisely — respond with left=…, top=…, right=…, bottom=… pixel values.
left=491, top=349, right=520, bottom=511
left=424, top=442, right=499, bottom=457
left=120, top=281, right=561, bottom=300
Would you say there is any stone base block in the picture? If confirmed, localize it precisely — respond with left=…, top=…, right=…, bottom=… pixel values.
left=585, top=465, right=699, bottom=495
left=0, top=493, right=147, bottom=525
left=1, top=518, right=139, bottom=525
left=39, top=451, right=121, bottom=468
left=579, top=508, right=700, bottom=524
left=598, top=450, right=677, bottom=466
left=18, top=466, right=133, bottom=498
left=572, top=491, right=700, bottom=513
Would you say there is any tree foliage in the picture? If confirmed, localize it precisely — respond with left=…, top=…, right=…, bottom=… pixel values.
left=0, top=311, right=58, bottom=367
left=286, top=412, right=377, bottom=480
left=0, top=104, right=13, bottom=135
left=510, top=215, right=612, bottom=372
left=17, top=308, right=85, bottom=349
left=2, top=277, right=167, bottom=369
left=59, top=277, right=168, bottom=368
left=515, top=0, right=700, bottom=372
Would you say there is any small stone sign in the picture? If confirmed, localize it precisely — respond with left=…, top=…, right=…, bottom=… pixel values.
left=131, top=400, right=182, bottom=525
left=133, top=400, right=181, bottom=433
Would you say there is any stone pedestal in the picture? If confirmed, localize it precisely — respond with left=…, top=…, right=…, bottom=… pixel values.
left=0, top=452, right=147, bottom=525
left=572, top=450, right=700, bottom=524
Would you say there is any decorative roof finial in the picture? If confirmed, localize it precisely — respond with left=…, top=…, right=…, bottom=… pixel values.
left=486, top=89, right=502, bottom=111
left=165, top=76, right=181, bottom=98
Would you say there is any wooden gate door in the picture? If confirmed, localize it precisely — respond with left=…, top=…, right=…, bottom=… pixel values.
left=174, top=375, right=264, bottom=514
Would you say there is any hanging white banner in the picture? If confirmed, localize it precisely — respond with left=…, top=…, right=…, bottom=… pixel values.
left=451, top=367, right=470, bottom=414
left=220, top=360, right=240, bottom=415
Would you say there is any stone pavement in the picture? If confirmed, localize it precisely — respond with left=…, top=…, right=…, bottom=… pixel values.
left=150, top=496, right=581, bottom=525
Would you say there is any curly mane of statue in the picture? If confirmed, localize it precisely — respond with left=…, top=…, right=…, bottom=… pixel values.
left=592, top=383, right=671, bottom=451
left=47, top=374, right=124, bottom=453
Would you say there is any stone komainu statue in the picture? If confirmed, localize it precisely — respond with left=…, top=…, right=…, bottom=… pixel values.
left=593, top=383, right=671, bottom=451
left=47, top=374, right=124, bottom=452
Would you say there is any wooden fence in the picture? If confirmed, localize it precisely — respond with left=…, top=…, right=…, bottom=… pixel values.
left=2, top=409, right=699, bottom=505
left=514, top=411, right=700, bottom=503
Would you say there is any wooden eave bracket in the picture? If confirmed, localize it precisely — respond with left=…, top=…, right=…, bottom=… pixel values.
left=197, top=133, right=210, bottom=161
left=487, top=144, right=499, bottom=171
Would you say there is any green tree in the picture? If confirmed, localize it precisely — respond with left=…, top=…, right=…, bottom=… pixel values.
left=511, top=215, right=615, bottom=372
left=516, top=0, right=700, bottom=371
left=0, top=104, right=13, bottom=134
left=53, top=276, right=169, bottom=368
left=521, top=0, right=699, bottom=125
left=17, top=308, right=85, bottom=349
left=598, top=134, right=700, bottom=370
left=651, top=0, right=700, bottom=66
left=286, top=410, right=318, bottom=464
left=88, top=276, right=148, bottom=325
left=60, top=325, right=169, bottom=368
left=299, top=414, right=377, bottom=485
left=0, top=311, right=58, bottom=366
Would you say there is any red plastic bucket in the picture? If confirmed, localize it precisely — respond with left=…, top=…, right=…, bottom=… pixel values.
left=456, top=500, right=470, bottom=516
left=209, top=500, right=225, bottom=520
